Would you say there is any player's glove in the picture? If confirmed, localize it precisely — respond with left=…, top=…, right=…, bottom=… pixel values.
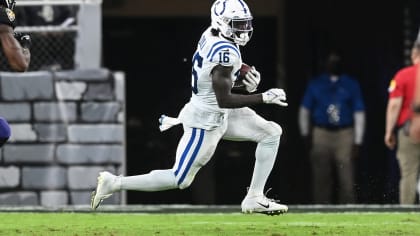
left=14, top=32, right=31, bottom=49
left=262, top=88, right=288, bottom=106
left=243, top=66, right=261, bottom=93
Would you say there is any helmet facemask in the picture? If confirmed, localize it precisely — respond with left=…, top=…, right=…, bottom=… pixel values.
left=1, top=0, right=15, bottom=10
left=230, top=17, right=253, bottom=46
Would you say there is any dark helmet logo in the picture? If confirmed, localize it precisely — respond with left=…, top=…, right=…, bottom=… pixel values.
left=1, top=0, right=15, bottom=11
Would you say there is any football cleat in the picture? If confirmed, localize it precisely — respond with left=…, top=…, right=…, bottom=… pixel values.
left=241, top=194, right=288, bottom=216
left=91, top=171, right=119, bottom=210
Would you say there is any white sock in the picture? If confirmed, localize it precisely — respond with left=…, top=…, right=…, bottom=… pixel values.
left=120, top=169, right=178, bottom=192
left=247, top=136, right=280, bottom=197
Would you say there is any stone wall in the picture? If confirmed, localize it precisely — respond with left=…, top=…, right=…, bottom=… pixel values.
left=0, top=69, right=125, bottom=206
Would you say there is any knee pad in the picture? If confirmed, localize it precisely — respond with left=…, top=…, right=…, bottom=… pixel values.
left=268, top=121, right=283, bottom=137
left=178, top=178, right=193, bottom=190
left=260, top=121, right=282, bottom=145
left=0, top=117, right=10, bottom=147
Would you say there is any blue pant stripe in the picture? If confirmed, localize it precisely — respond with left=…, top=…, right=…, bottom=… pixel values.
left=177, top=128, right=204, bottom=186
left=174, top=128, right=196, bottom=176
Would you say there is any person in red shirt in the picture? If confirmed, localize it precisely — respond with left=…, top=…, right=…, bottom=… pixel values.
left=385, top=38, right=420, bottom=204
left=410, top=66, right=420, bottom=141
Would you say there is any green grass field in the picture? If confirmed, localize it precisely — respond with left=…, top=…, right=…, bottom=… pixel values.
left=0, top=212, right=419, bottom=236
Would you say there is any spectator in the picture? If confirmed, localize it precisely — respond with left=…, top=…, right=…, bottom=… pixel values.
left=385, top=35, right=420, bottom=204
left=299, top=52, right=366, bottom=204
left=0, top=0, right=31, bottom=146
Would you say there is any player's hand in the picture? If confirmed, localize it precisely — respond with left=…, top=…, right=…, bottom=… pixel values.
left=14, top=32, right=31, bottom=49
left=243, top=66, right=260, bottom=93
left=384, top=132, right=396, bottom=149
left=262, top=88, right=288, bottom=106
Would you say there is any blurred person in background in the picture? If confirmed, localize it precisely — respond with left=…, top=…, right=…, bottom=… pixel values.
left=0, top=0, right=31, bottom=147
left=0, top=0, right=30, bottom=71
left=410, top=30, right=420, bottom=142
left=299, top=52, right=366, bottom=204
left=409, top=57, right=420, bottom=203
left=386, top=33, right=420, bottom=204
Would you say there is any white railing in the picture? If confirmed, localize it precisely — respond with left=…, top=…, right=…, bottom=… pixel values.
left=17, top=0, right=102, bottom=6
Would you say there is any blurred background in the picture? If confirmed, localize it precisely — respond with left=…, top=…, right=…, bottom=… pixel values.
left=0, top=0, right=419, bottom=206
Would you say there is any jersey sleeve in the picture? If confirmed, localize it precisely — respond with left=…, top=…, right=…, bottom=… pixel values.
left=388, top=70, right=404, bottom=98
left=206, top=42, right=241, bottom=67
left=301, top=81, right=315, bottom=110
left=351, top=80, right=365, bottom=111
left=0, top=7, right=15, bottom=29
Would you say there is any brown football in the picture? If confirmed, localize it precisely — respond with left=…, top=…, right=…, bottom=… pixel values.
left=238, top=63, right=251, bottom=80
left=233, top=63, right=251, bottom=89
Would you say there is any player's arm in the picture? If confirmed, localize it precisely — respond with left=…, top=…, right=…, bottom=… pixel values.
left=0, top=5, right=31, bottom=72
left=384, top=97, right=402, bottom=149
left=212, top=65, right=288, bottom=108
left=409, top=46, right=420, bottom=141
left=0, top=25, right=30, bottom=72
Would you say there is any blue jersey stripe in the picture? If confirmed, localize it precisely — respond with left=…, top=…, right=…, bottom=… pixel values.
left=209, top=45, right=240, bottom=62
left=177, top=128, right=204, bottom=186
left=207, top=41, right=228, bottom=58
left=237, top=0, right=248, bottom=14
left=174, top=128, right=196, bottom=176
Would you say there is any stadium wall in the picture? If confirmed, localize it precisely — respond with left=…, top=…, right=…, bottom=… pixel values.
left=0, top=69, right=125, bottom=206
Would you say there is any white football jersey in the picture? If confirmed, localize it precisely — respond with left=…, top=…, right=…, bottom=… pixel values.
left=190, top=27, right=242, bottom=113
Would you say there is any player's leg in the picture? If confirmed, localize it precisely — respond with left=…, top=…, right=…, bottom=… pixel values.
left=172, top=125, right=225, bottom=189
left=334, top=128, right=355, bottom=203
left=223, top=107, right=287, bottom=215
left=310, top=127, right=333, bottom=203
left=91, top=125, right=224, bottom=209
left=396, top=129, right=420, bottom=204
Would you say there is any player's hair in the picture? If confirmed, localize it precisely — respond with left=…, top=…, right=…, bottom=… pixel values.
left=211, top=28, right=220, bottom=37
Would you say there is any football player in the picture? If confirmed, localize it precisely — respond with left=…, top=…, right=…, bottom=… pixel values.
left=0, top=0, right=31, bottom=72
left=92, top=0, right=288, bottom=215
left=0, top=0, right=30, bottom=147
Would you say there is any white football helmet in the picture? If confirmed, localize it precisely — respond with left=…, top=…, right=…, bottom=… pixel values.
left=211, top=0, right=253, bottom=46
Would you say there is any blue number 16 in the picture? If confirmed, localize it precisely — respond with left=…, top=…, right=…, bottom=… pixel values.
left=191, top=52, right=203, bottom=94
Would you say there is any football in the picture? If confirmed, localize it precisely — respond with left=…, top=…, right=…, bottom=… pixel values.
left=238, top=63, right=251, bottom=80
left=233, top=63, right=251, bottom=90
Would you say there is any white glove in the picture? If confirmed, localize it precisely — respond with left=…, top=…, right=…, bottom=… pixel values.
left=159, top=115, right=181, bottom=132
left=262, top=88, right=288, bottom=106
left=243, top=66, right=261, bottom=93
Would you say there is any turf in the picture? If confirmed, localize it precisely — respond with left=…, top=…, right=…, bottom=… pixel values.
left=0, top=212, right=419, bottom=236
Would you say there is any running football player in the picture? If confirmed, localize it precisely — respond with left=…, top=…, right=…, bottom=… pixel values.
left=92, top=0, right=288, bottom=215
left=0, top=0, right=30, bottom=72
left=0, top=0, right=31, bottom=147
